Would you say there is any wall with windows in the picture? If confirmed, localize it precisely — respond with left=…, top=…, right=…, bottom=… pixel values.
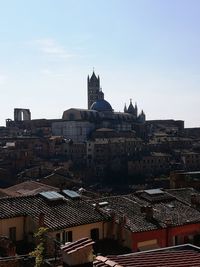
left=128, top=153, right=170, bottom=176
left=49, top=221, right=107, bottom=244
left=131, top=223, right=200, bottom=252
left=0, top=217, right=24, bottom=242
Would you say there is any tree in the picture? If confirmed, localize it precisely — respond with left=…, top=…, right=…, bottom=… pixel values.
left=30, top=227, right=48, bottom=267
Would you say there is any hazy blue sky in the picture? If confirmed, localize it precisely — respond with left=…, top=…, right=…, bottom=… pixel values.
left=0, top=0, right=200, bottom=127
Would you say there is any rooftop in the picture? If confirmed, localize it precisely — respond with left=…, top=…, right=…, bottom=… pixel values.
left=1, top=181, right=59, bottom=197
left=0, top=192, right=110, bottom=230
left=94, top=244, right=200, bottom=267
left=90, top=188, right=200, bottom=232
left=166, top=187, right=200, bottom=206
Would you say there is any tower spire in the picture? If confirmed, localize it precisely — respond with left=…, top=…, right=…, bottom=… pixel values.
left=124, top=103, right=127, bottom=113
left=87, top=70, right=103, bottom=109
left=127, top=98, right=135, bottom=114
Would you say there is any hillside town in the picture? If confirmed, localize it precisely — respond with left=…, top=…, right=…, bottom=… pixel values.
left=0, top=72, right=200, bottom=266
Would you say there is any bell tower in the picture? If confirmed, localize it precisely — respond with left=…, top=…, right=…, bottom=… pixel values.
left=87, top=71, right=104, bottom=109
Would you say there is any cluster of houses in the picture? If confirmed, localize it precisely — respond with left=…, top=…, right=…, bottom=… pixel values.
left=1, top=180, right=200, bottom=265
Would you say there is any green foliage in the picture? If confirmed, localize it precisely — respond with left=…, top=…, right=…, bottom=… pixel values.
left=30, top=227, right=48, bottom=267
left=34, top=227, right=48, bottom=240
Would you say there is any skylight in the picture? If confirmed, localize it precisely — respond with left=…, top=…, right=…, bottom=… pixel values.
left=40, top=191, right=65, bottom=201
left=62, top=189, right=80, bottom=199
left=144, top=189, right=164, bottom=195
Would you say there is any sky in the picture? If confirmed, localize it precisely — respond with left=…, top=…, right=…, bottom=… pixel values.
left=0, top=0, right=200, bottom=127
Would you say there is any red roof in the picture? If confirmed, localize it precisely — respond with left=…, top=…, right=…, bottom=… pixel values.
left=61, top=238, right=94, bottom=254
left=94, top=245, right=200, bottom=267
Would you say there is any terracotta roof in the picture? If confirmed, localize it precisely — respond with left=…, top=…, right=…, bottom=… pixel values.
left=0, top=189, right=9, bottom=198
left=90, top=189, right=200, bottom=232
left=94, top=244, right=200, bottom=267
left=94, top=256, right=122, bottom=267
left=0, top=193, right=110, bottom=230
left=166, top=188, right=200, bottom=206
left=2, top=181, right=59, bottom=196
left=61, top=237, right=94, bottom=254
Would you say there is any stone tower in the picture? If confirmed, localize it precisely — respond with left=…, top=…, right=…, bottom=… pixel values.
left=14, top=108, right=31, bottom=121
left=87, top=71, right=104, bottom=109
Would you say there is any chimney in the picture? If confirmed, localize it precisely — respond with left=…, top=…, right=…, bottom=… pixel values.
left=122, top=215, right=127, bottom=225
left=39, top=212, right=45, bottom=227
left=95, top=203, right=100, bottom=211
left=118, top=215, right=127, bottom=244
left=145, top=206, right=153, bottom=220
left=108, top=211, right=116, bottom=239
left=165, top=218, right=172, bottom=227
left=191, top=194, right=198, bottom=208
left=141, top=206, right=153, bottom=220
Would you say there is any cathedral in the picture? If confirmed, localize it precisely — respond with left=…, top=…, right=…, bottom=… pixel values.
left=54, top=71, right=146, bottom=141
left=87, top=71, right=145, bottom=123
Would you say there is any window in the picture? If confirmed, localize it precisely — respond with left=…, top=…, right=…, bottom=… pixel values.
left=9, top=227, right=16, bottom=242
left=69, top=113, right=75, bottom=120
left=62, top=231, right=72, bottom=243
left=91, top=228, right=99, bottom=241
left=56, top=233, right=61, bottom=242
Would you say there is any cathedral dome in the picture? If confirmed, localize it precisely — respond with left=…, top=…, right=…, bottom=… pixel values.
left=90, top=99, right=113, bottom=112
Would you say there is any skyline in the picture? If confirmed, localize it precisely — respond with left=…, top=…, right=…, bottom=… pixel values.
left=0, top=0, right=200, bottom=127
